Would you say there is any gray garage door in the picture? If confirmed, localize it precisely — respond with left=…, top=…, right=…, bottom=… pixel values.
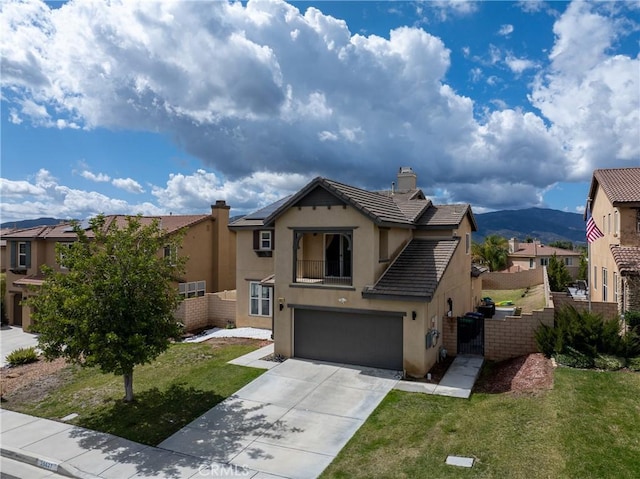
left=294, top=308, right=403, bottom=370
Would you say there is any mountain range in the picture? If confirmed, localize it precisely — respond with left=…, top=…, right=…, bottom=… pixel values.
left=1, top=207, right=586, bottom=246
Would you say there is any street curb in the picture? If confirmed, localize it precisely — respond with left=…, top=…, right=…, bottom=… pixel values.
left=1, top=446, right=100, bottom=479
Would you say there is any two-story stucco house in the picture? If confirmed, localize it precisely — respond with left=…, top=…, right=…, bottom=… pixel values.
left=506, top=238, right=581, bottom=277
left=586, top=167, right=640, bottom=314
left=3, top=201, right=235, bottom=331
left=230, top=168, right=478, bottom=377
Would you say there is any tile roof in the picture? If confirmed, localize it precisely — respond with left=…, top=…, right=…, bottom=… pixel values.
left=362, top=238, right=460, bottom=301
left=591, top=167, right=640, bottom=205
left=415, top=204, right=476, bottom=230
left=610, top=245, right=640, bottom=276
left=508, top=242, right=582, bottom=258
left=1, top=214, right=211, bottom=240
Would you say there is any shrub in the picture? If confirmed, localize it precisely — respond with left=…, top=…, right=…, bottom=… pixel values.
left=626, top=311, right=640, bottom=330
left=535, top=322, right=556, bottom=358
left=627, top=357, right=640, bottom=372
left=6, top=347, right=38, bottom=366
left=554, top=347, right=594, bottom=369
left=594, top=354, right=626, bottom=371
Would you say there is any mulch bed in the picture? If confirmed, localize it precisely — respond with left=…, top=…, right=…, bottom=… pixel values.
left=474, top=353, right=554, bottom=395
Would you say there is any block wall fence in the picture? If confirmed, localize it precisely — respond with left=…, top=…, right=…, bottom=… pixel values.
left=174, top=290, right=237, bottom=333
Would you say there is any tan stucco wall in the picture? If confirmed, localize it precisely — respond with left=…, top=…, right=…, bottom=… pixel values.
left=272, top=205, right=475, bottom=377
left=589, top=191, right=622, bottom=305
left=235, top=229, right=274, bottom=329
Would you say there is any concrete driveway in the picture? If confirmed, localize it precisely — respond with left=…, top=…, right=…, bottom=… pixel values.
left=159, top=358, right=400, bottom=479
left=0, top=325, right=39, bottom=367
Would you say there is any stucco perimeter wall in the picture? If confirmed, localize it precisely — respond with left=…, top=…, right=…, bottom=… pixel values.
left=482, top=268, right=544, bottom=290
left=175, top=290, right=237, bottom=332
left=552, top=292, right=619, bottom=319
left=484, top=308, right=554, bottom=361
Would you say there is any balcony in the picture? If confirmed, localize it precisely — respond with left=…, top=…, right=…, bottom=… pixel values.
left=295, top=260, right=352, bottom=286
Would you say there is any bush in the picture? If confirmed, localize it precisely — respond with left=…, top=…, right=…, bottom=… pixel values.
left=6, top=347, right=38, bottom=366
left=594, top=354, right=626, bottom=371
left=555, top=347, right=594, bottom=369
left=627, top=357, right=640, bottom=372
left=535, top=322, right=556, bottom=358
left=626, top=311, right=640, bottom=330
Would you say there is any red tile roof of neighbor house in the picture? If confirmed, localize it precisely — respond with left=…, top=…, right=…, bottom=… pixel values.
left=1, top=214, right=212, bottom=240
left=509, top=242, right=581, bottom=258
left=589, top=167, right=640, bottom=207
left=610, top=245, right=640, bottom=276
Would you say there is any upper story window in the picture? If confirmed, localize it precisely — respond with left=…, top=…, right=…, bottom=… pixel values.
left=253, top=230, right=274, bottom=257
left=614, top=210, right=619, bottom=236
left=564, top=257, right=573, bottom=266
left=465, top=233, right=471, bottom=255
left=540, top=257, right=549, bottom=266
left=58, top=242, right=74, bottom=270
left=10, top=241, right=31, bottom=270
left=164, top=244, right=177, bottom=265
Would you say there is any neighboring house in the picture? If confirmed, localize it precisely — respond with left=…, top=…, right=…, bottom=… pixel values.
left=586, top=167, right=640, bottom=314
left=0, top=227, right=17, bottom=273
left=505, top=238, right=581, bottom=277
left=3, top=202, right=235, bottom=331
left=230, top=168, right=478, bottom=377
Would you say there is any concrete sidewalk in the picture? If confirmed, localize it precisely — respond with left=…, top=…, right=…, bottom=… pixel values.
left=1, top=325, right=39, bottom=367
left=394, top=354, right=484, bottom=399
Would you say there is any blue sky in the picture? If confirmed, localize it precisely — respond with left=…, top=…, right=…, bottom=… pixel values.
left=1, top=0, right=638, bottom=224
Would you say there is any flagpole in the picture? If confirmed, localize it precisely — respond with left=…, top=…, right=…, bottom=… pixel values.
left=587, top=198, right=592, bottom=313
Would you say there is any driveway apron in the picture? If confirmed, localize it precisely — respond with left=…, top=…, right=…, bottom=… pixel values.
left=159, top=358, right=400, bottom=479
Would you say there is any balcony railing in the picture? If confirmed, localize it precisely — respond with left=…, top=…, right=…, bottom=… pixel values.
left=295, top=260, right=352, bottom=286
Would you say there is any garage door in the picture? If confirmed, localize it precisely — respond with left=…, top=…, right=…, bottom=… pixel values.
left=294, top=308, right=403, bottom=370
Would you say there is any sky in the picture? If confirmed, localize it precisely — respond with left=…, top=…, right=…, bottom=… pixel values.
left=1, top=0, right=639, bottom=224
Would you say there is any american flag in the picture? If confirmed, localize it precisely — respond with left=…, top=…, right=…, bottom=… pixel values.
left=586, top=208, right=604, bottom=243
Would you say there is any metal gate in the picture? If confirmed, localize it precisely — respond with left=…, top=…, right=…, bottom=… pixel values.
left=457, top=313, right=484, bottom=355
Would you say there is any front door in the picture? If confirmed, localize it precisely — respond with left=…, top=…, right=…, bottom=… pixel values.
left=12, top=294, right=23, bottom=326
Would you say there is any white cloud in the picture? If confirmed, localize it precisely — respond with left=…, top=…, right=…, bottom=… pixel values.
left=498, top=24, right=514, bottom=36
left=112, top=178, right=144, bottom=194
left=81, top=170, right=110, bottom=182
left=0, top=178, right=46, bottom=198
left=0, top=0, right=637, bottom=212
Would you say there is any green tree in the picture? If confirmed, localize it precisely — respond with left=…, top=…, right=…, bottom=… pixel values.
left=549, top=240, right=573, bottom=251
left=547, top=253, right=572, bottom=292
left=27, top=215, right=185, bottom=402
left=472, top=235, right=509, bottom=271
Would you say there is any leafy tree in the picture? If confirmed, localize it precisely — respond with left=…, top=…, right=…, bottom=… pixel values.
left=472, top=235, right=509, bottom=271
left=549, top=240, right=573, bottom=251
left=577, top=253, right=588, bottom=281
left=547, top=253, right=573, bottom=292
left=27, top=215, right=185, bottom=402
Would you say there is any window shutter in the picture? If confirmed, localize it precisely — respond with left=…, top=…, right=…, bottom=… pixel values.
left=253, top=230, right=259, bottom=250
left=270, top=229, right=275, bottom=250
left=10, top=241, right=16, bottom=268
left=25, top=241, right=31, bottom=268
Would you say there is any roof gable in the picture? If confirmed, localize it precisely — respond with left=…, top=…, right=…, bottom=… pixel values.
left=587, top=167, right=640, bottom=213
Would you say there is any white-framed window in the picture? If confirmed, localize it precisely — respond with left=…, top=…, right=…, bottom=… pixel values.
left=593, top=266, right=598, bottom=290
left=540, top=258, right=549, bottom=266
left=18, top=242, right=28, bottom=268
left=58, top=242, right=74, bottom=270
left=614, top=272, right=618, bottom=304
left=179, top=280, right=206, bottom=298
left=564, top=257, right=573, bottom=266
left=602, top=268, right=608, bottom=302
left=607, top=213, right=611, bottom=234
left=529, top=258, right=535, bottom=268
left=164, top=244, right=177, bottom=265
left=249, top=282, right=272, bottom=316
left=614, top=210, right=619, bottom=236
left=260, top=231, right=272, bottom=250
left=465, top=233, right=471, bottom=255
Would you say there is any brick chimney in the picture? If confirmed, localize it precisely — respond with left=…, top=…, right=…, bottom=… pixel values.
left=397, top=167, right=417, bottom=191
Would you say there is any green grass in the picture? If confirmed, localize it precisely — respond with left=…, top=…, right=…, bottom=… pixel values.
left=1, top=342, right=265, bottom=445
left=321, top=368, right=640, bottom=479
left=483, top=285, right=546, bottom=313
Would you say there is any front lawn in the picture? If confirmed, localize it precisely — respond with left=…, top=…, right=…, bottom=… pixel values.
left=1, top=340, right=266, bottom=445
left=322, top=367, right=640, bottom=479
